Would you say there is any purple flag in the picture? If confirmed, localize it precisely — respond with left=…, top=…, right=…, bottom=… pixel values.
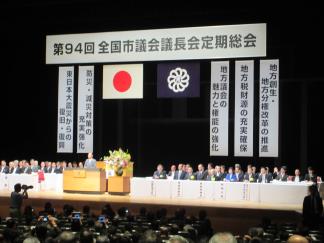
left=157, top=62, right=200, bottom=98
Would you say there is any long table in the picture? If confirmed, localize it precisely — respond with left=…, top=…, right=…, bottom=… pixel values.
left=130, top=177, right=317, bottom=205
left=0, top=174, right=63, bottom=192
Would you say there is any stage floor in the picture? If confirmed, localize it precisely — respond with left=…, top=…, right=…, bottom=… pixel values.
left=0, top=190, right=303, bottom=211
left=0, top=190, right=304, bottom=235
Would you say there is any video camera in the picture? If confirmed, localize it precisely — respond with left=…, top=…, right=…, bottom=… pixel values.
left=21, top=185, right=33, bottom=190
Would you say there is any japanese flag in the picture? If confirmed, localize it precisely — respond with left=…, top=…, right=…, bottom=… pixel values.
left=103, top=64, right=143, bottom=99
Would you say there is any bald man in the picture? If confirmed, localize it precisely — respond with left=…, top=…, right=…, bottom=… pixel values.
left=287, top=235, right=309, bottom=243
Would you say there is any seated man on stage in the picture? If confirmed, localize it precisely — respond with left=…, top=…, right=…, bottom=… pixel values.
left=291, top=168, right=304, bottom=182
left=196, top=164, right=207, bottom=180
left=276, top=166, right=288, bottom=181
left=84, top=152, right=97, bottom=169
left=184, top=166, right=196, bottom=180
left=304, top=166, right=317, bottom=183
left=173, top=163, right=186, bottom=180
left=168, top=165, right=176, bottom=179
left=153, top=164, right=167, bottom=179
left=214, top=165, right=224, bottom=181
left=257, top=167, right=272, bottom=183
left=0, top=160, right=9, bottom=174
left=244, top=166, right=257, bottom=183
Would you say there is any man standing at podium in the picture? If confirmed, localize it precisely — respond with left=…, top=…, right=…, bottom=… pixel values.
left=84, top=152, right=97, bottom=169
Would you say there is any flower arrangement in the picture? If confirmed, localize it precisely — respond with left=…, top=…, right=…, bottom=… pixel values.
left=103, top=148, right=131, bottom=176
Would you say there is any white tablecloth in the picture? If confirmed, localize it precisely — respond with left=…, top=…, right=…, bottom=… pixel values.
left=131, top=177, right=316, bottom=205
left=0, top=174, right=63, bottom=192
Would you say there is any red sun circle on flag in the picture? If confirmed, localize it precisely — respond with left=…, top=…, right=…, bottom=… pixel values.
left=113, top=70, right=132, bottom=92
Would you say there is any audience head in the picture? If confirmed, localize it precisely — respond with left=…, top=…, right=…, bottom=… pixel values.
left=80, top=230, right=93, bottom=243
left=287, top=235, right=309, bottom=243
left=308, top=184, right=319, bottom=197
left=14, top=183, right=22, bottom=192
left=35, top=223, right=48, bottom=240
left=138, top=229, right=159, bottom=243
left=58, top=231, right=76, bottom=243
left=168, top=235, right=189, bottom=243
left=96, top=235, right=110, bottom=243
left=23, top=237, right=40, bottom=243
left=209, top=232, right=237, bottom=243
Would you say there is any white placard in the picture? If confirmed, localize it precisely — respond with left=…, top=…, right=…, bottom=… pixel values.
left=210, top=61, right=229, bottom=156
left=259, top=59, right=279, bottom=157
left=77, top=66, right=94, bottom=153
left=46, top=23, right=266, bottom=64
left=57, top=66, right=74, bottom=153
left=234, top=60, right=254, bottom=156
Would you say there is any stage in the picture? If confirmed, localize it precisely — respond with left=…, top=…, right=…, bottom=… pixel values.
left=0, top=190, right=304, bottom=235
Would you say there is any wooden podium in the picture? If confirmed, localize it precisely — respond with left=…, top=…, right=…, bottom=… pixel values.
left=63, top=168, right=106, bottom=193
left=107, top=176, right=130, bottom=194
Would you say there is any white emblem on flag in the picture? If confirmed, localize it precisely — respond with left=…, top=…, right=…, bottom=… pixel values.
left=167, top=67, right=190, bottom=93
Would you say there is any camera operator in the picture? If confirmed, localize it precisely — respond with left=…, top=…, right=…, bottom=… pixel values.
left=9, top=183, right=28, bottom=219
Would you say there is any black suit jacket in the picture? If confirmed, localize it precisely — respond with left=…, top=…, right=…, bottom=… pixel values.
left=23, top=167, right=32, bottom=174
left=244, top=173, right=257, bottom=182
left=195, top=170, right=207, bottom=180
left=184, top=173, right=196, bottom=180
left=0, top=166, right=9, bottom=174
left=276, top=173, right=288, bottom=181
left=235, top=172, right=244, bottom=182
left=292, top=175, right=304, bottom=182
left=304, top=173, right=317, bottom=183
left=257, top=174, right=272, bottom=183
left=173, top=170, right=186, bottom=180
left=153, top=170, right=167, bottom=179
left=55, top=167, right=63, bottom=174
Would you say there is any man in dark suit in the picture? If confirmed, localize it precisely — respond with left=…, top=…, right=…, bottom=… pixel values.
left=195, top=164, right=207, bottom=181
left=234, top=164, right=244, bottom=182
left=11, top=160, right=22, bottom=174
left=0, top=160, right=9, bottom=174
left=303, top=185, right=323, bottom=229
left=173, top=164, right=186, bottom=180
left=48, top=162, right=57, bottom=174
left=55, top=162, right=63, bottom=173
left=22, top=162, right=32, bottom=174
left=304, top=167, right=317, bottom=183
left=257, top=167, right=272, bottom=183
left=31, top=160, right=40, bottom=173
left=214, top=166, right=224, bottom=181
left=184, top=166, right=196, bottom=180
left=244, top=167, right=257, bottom=182
left=153, top=164, right=167, bottom=179
left=292, top=169, right=304, bottom=182
left=276, top=166, right=288, bottom=181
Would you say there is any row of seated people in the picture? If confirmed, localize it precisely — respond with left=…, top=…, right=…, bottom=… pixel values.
left=1, top=201, right=322, bottom=243
left=0, top=160, right=87, bottom=175
left=153, top=163, right=321, bottom=183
